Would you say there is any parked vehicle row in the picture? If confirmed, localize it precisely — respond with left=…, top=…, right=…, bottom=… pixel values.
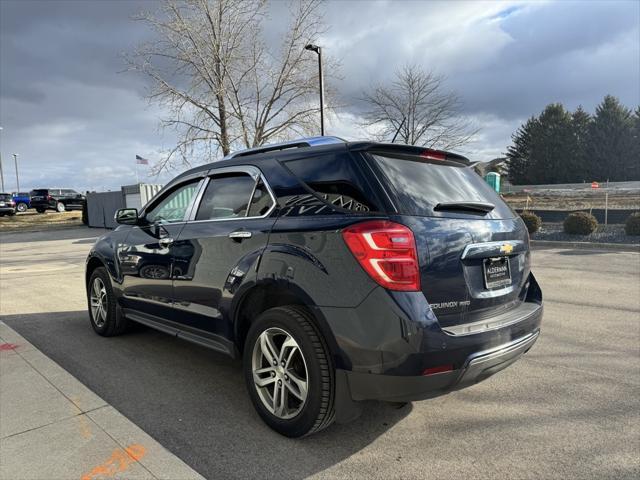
left=1, top=188, right=86, bottom=214
left=86, top=136, right=542, bottom=438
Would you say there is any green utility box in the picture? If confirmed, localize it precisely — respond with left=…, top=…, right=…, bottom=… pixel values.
left=484, top=172, right=501, bottom=193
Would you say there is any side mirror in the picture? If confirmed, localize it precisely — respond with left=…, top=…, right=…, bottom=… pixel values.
left=115, top=208, right=139, bottom=225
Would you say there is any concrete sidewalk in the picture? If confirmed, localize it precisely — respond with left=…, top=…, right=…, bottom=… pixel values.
left=0, top=321, right=204, bottom=480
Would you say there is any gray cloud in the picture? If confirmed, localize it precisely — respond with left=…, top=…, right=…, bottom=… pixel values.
left=0, top=0, right=638, bottom=192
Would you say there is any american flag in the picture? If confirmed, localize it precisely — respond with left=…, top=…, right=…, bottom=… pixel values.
left=136, top=155, right=149, bottom=165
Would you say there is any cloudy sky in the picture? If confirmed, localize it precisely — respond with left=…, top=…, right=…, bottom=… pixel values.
left=1, top=0, right=638, bottom=192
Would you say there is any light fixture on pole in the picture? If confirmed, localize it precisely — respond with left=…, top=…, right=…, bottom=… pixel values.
left=304, top=43, right=324, bottom=136
left=13, top=153, right=20, bottom=193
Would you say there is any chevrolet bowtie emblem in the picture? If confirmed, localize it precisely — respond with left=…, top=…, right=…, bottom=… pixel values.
left=500, top=244, right=514, bottom=254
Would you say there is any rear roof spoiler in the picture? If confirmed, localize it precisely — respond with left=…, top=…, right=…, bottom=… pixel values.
left=348, top=142, right=471, bottom=165
left=223, top=136, right=347, bottom=159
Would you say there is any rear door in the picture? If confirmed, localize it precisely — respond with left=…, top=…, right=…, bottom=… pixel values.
left=366, top=152, right=530, bottom=328
left=171, top=166, right=277, bottom=342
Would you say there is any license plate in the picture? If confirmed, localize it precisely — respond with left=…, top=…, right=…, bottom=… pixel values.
left=483, top=257, right=511, bottom=289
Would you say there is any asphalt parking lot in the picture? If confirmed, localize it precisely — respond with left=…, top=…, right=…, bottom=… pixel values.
left=1, top=227, right=639, bottom=480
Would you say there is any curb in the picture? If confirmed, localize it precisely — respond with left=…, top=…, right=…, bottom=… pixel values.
left=530, top=240, right=640, bottom=252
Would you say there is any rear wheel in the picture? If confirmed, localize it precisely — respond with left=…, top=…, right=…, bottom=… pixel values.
left=56, top=202, right=66, bottom=212
left=88, top=267, right=129, bottom=336
left=243, top=306, right=335, bottom=437
left=36, top=208, right=46, bottom=214
left=16, top=202, right=27, bottom=213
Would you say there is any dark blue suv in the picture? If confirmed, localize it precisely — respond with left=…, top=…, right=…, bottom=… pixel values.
left=86, top=137, right=542, bottom=437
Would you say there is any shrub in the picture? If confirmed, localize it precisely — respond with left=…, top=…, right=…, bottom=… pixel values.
left=519, top=211, right=542, bottom=234
left=625, top=212, right=640, bottom=236
left=563, top=212, right=598, bottom=235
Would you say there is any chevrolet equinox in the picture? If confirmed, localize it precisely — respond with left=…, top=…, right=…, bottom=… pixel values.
left=86, top=137, right=542, bottom=437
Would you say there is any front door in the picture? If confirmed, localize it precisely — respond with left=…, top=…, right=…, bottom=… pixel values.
left=172, top=168, right=277, bottom=340
left=119, top=179, right=202, bottom=320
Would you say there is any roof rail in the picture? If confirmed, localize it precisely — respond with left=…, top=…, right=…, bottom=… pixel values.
left=223, top=136, right=346, bottom=159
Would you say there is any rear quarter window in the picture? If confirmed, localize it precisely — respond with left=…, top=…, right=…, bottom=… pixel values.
left=280, top=153, right=382, bottom=215
left=371, top=154, right=515, bottom=219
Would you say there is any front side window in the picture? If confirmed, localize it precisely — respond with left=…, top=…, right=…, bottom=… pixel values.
left=195, top=173, right=257, bottom=221
left=145, top=181, right=200, bottom=224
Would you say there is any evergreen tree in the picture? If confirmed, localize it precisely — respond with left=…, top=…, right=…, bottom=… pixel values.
left=528, top=103, right=574, bottom=184
left=587, top=95, right=633, bottom=181
left=569, top=106, right=592, bottom=182
left=506, top=117, right=537, bottom=184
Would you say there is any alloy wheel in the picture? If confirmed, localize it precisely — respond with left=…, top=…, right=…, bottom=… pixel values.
left=90, top=277, right=108, bottom=327
left=251, top=327, right=309, bottom=419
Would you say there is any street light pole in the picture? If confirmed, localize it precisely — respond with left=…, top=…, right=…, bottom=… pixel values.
left=304, top=44, right=324, bottom=136
left=13, top=153, right=19, bottom=193
left=0, top=127, right=4, bottom=191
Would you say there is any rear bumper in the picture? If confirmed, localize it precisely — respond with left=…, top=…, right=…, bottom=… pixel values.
left=343, top=329, right=539, bottom=402
left=0, top=207, right=16, bottom=214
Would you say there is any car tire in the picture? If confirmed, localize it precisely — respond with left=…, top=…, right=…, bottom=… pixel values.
left=87, top=267, right=129, bottom=337
left=36, top=208, right=46, bottom=214
left=16, top=202, right=27, bottom=213
left=56, top=202, right=66, bottom=212
left=243, top=305, right=335, bottom=437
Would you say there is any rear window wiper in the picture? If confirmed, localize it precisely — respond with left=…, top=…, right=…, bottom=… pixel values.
left=433, top=201, right=495, bottom=214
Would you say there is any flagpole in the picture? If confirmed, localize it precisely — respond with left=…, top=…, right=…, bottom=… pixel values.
left=135, top=160, right=139, bottom=184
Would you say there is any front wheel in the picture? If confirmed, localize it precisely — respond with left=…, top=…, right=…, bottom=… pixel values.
left=87, top=267, right=129, bottom=336
left=243, top=306, right=335, bottom=437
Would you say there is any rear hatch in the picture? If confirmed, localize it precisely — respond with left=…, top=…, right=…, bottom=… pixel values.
left=365, top=150, right=530, bottom=328
left=30, top=189, right=50, bottom=204
left=0, top=193, right=13, bottom=207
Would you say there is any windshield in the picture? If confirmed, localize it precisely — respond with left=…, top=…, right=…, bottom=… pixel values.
left=0, top=194, right=12, bottom=201
left=371, top=154, right=515, bottom=219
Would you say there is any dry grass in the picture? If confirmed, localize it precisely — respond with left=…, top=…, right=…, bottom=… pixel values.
left=0, top=211, right=84, bottom=232
left=503, top=192, right=640, bottom=210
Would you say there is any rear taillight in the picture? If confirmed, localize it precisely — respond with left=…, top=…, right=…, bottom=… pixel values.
left=47, top=195, right=53, bottom=200
left=342, top=220, right=421, bottom=291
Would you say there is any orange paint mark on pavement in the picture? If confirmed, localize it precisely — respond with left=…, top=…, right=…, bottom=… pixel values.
left=81, top=444, right=146, bottom=480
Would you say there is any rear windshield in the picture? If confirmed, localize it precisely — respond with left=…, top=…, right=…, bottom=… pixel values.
left=31, top=189, right=48, bottom=196
left=371, top=154, right=515, bottom=219
left=0, top=194, right=11, bottom=201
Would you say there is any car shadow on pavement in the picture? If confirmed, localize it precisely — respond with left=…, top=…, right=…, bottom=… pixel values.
left=2, top=311, right=412, bottom=480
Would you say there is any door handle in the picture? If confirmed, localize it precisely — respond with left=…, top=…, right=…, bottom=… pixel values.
left=228, top=230, right=252, bottom=240
left=159, top=237, right=174, bottom=247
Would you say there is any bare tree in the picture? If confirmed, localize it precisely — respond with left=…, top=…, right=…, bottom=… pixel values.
left=361, top=65, right=477, bottom=150
left=128, top=0, right=327, bottom=172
